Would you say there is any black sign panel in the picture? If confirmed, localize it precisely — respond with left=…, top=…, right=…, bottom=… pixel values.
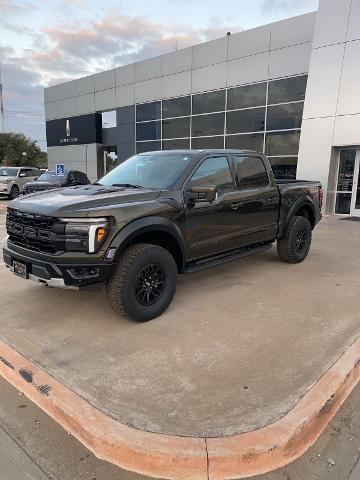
left=46, top=113, right=102, bottom=147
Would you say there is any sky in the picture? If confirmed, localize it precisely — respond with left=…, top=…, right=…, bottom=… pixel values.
left=0, top=0, right=319, bottom=151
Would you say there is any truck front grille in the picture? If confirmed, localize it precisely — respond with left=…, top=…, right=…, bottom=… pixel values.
left=6, top=208, right=65, bottom=255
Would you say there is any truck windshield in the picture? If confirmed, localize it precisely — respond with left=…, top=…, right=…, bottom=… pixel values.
left=98, top=153, right=195, bottom=190
left=0, top=168, right=18, bottom=177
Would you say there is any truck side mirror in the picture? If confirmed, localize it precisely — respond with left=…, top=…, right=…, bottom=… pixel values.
left=185, top=184, right=217, bottom=205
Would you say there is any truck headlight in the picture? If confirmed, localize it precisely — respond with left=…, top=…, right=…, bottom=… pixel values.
left=60, top=218, right=110, bottom=253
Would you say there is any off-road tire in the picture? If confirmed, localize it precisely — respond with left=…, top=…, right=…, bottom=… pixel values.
left=106, top=243, right=177, bottom=322
left=277, top=216, right=312, bottom=264
left=9, top=185, right=19, bottom=200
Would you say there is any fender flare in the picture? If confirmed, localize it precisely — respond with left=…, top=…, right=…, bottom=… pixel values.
left=279, top=197, right=317, bottom=237
left=109, top=216, right=186, bottom=268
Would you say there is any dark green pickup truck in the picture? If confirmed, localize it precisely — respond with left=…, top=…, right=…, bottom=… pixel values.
left=3, top=149, right=322, bottom=321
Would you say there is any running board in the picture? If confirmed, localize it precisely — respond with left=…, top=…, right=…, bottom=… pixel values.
left=184, top=243, right=273, bottom=274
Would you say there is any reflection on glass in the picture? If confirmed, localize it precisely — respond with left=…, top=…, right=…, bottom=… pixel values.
left=162, top=139, right=190, bottom=150
left=191, top=157, right=233, bottom=190
left=268, top=156, right=297, bottom=179
left=136, top=102, right=161, bottom=122
left=227, top=82, right=267, bottom=110
left=336, top=149, right=356, bottom=192
left=162, top=117, right=190, bottom=139
left=234, top=156, right=269, bottom=189
left=136, top=121, right=161, bottom=141
left=265, top=131, right=300, bottom=156
left=226, top=108, right=265, bottom=134
left=191, top=136, right=224, bottom=149
left=136, top=141, right=161, bottom=153
left=268, top=76, right=307, bottom=104
left=225, top=133, right=264, bottom=152
left=192, top=90, right=226, bottom=114
left=191, top=113, right=225, bottom=137
left=335, top=193, right=352, bottom=214
left=266, top=103, right=304, bottom=131
left=356, top=166, right=360, bottom=209
left=162, top=96, right=191, bottom=118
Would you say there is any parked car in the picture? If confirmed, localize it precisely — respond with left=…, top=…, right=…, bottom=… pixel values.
left=3, top=149, right=322, bottom=322
left=0, top=166, right=41, bottom=199
left=23, top=170, right=90, bottom=194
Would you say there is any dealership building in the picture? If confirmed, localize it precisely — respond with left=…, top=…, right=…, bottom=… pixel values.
left=44, top=0, right=360, bottom=216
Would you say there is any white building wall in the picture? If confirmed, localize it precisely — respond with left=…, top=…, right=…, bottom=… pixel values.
left=298, top=0, right=360, bottom=212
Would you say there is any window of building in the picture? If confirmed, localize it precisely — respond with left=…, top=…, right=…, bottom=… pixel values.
left=192, top=90, right=226, bottom=115
left=225, top=133, right=264, bottom=152
left=266, top=103, right=304, bottom=131
left=162, top=117, right=190, bottom=139
left=233, top=156, right=269, bottom=189
left=191, top=136, right=224, bottom=149
left=191, top=112, right=225, bottom=137
left=136, top=141, right=161, bottom=153
left=136, top=101, right=161, bottom=122
left=226, top=107, right=265, bottom=134
left=265, top=130, right=300, bottom=156
left=268, top=157, right=297, bottom=179
left=136, top=121, right=161, bottom=141
left=227, top=82, right=267, bottom=110
left=191, top=156, right=233, bottom=191
left=162, top=139, right=190, bottom=150
left=102, top=110, right=116, bottom=129
left=162, top=96, right=191, bottom=118
left=268, top=75, right=308, bottom=105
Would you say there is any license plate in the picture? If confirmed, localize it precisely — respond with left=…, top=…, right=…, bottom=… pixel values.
left=13, top=261, right=28, bottom=279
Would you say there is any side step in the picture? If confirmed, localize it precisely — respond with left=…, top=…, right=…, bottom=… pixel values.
left=183, top=243, right=273, bottom=274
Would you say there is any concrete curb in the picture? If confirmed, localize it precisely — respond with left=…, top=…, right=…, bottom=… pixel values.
left=1, top=337, right=360, bottom=480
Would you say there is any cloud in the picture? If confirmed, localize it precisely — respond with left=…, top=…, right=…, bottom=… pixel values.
left=261, top=0, right=317, bottom=15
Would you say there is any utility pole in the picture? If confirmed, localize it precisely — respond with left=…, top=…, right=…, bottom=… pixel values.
left=0, top=61, right=4, bottom=132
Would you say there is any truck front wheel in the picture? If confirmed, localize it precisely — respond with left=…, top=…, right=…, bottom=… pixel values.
left=277, top=216, right=312, bottom=264
left=106, top=243, right=177, bottom=321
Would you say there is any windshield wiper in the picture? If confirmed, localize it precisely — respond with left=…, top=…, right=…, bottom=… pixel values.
left=112, top=183, right=144, bottom=189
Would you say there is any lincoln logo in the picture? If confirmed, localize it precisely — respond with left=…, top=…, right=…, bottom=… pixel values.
left=66, top=119, right=71, bottom=137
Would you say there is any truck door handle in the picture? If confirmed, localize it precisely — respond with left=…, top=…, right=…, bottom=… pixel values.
left=230, top=202, right=242, bottom=210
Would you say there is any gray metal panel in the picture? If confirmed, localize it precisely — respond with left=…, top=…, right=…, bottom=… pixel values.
left=162, top=71, right=191, bottom=99
left=115, top=84, right=134, bottom=107
left=118, top=124, right=135, bottom=142
left=313, top=0, right=351, bottom=48
left=102, top=127, right=119, bottom=145
left=227, top=52, right=269, bottom=87
left=44, top=85, right=59, bottom=104
left=58, top=97, right=77, bottom=117
left=44, top=101, right=60, bottom=121
left=135, top=78, right=162, bottom=103
left=58, top=81, right=76, bottom=100
left=192, top=63, right=227, bottom=93
left=76, top=75, right=95, bottom=96
left=76, top=93, right=96, bottom=115
left=192, top=37, right=228, bottom=69
left=337, top=40, right=360, bottom=116
left=94, top=69, right=116, bottom=91
left=269, top=42, right=312, bottom=79
left=162, top=47, right=192, bottom=75
left=135, top=57, right=162, bottom=82
left=117, top=105, right=135, bottom=125
left=333, top=113, right=360, bottom=146
left=115, top=64, right=135, bottom=86
left=270, top=12, right=317, bottom=50
left=117, top=142, right=135, bottom=162
left=228, top=25, right=270, bottom=60
left=347, top=0, right=360, bottom=41
left=95, top=88, right=116, bottom=111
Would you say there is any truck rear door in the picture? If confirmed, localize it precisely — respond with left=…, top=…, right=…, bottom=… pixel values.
left=230, top=154, right=280, bottom=245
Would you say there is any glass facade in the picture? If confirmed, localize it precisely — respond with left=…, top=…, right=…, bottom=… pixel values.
left=135, top=74, right=308, bottom=179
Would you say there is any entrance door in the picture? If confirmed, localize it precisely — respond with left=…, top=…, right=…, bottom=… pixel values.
left=350, top=151, right=360, bottom=217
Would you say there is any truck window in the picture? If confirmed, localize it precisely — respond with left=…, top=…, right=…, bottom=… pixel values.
left=234, top=156, right=269, bottom=190
left=191, top=156, right=233, bottom=191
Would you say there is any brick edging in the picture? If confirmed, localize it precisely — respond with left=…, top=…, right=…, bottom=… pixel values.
left=1, top=337, right=360, bottom=479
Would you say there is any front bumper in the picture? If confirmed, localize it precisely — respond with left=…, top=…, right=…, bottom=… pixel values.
left=0, top=184, right=10, bottom=195
left=3, top=243, right=115, bottom=288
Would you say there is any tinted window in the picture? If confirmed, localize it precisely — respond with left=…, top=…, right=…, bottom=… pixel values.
left=268, top=157, right=297, bottom=179
left=234, top=156, right=269, bottom=189
left=38, top=171, right=67, bottom=181
left=266, top=103, right=303, bottom=131
left=136, top=141, right=161, bottom=153
left=162, top=117, right=190, bottom=139
left=192, top=90, right=225, bottom=114
left=191, top=136, right=224, bottom=149
left=136, top=121, right=161, bottom=141
left=191, top=113, right=224, bottom=137
left=21, top=169, right=35, bottom=177
left=268, top=75, right=307, bottom=104
left=225, top=133, right=264, bottom=152
left=162, top=139, right=190, bottom=150
left=227, top=82, right=267, bottom=110
left=265, top=130, right=300, bottom=156
left=191, top=156, right=233, bottom=191
left=0, top=167, right=18, bottom=176
left=71, top=171, right=89, bottom=184
left=136, top=101, right=161, bottom=122
left=226, top=108, right=265, bottom=134
left=162, top=96, right=191, bottom=118
left=335, top=193, right=352, bottom=214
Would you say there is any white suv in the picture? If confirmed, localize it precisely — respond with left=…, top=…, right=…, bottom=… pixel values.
left=0, top=167, right=41, bottom=199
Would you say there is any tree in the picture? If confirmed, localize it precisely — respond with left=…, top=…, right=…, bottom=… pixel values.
left=0, top=132, right=47, bottom=169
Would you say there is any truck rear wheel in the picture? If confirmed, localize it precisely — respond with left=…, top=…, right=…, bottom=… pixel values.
left=106, top=243, right=177, bottom=322
left=9, top=185, right=19, bottom=200
left=277, top=216, right=312, bottom=264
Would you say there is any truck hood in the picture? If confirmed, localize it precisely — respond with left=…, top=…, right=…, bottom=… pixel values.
left=9, top=184, right=163, bottom=217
